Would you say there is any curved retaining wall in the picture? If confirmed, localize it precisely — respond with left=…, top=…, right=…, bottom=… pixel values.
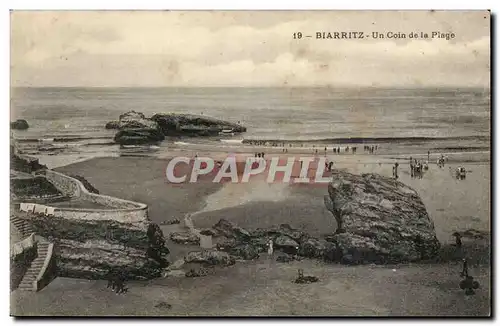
left=44, top=170, right=148, bottom=223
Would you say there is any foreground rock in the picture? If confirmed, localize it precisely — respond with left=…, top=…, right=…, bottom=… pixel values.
left=151, top=113, right=246, bottom=136
left=25, top=214, right=170, bottom=280
left=324, top=171, right=440, bottom=264
left=170, top=232, right=200, bottom=245
left=11, top=119, right=29, bottom=130
left=184, top=250, right=235, bottom=266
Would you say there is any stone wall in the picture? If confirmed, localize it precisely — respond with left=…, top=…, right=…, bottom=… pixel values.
left=44, top=170, right=148, bottom=223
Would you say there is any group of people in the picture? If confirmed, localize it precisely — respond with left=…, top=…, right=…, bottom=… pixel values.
left=364, top=145, right=378, bottom=154
left=254, top=152, right=266, bottom=158
left=409, top=157, right=428, bottom=179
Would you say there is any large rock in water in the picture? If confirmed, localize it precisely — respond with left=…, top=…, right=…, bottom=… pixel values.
left=25, top=214, right=169, bottom=280
left=324, top=171, right=440, bottom=264
left=110, top=111, right=165, bottom=145
left=151, top=113, right=246, bottom=136
left=114, top=129, right=165, bottom=145
left=11, top=119, right=29, bottom=130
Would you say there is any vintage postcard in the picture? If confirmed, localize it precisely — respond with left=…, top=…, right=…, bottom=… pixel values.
left=10, top=11, right=491, bottom=316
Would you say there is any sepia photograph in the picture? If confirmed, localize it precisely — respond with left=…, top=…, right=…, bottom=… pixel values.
left=9, top=10, right=491, bottom=316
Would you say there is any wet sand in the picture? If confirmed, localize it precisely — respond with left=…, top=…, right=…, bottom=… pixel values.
left=11, top=151, right=491, bottom=316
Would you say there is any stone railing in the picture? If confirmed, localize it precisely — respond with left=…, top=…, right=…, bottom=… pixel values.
left=10, top=233, right=36, bottom=258
left=43, top=170, right=148, bottom=223
left=34, top=242, right=55, bottom=292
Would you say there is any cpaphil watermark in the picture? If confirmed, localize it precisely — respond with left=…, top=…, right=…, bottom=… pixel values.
left=165, top=155, right=334, bottom=184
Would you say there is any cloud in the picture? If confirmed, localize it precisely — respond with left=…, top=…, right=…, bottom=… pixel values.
left=10, top=11, right=490, bottom=87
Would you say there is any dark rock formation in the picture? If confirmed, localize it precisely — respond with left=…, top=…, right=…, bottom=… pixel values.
left=211, top=219, right=335, bottom=261
left=170, top=232, right=200, bottom=245
left=119, top=110, right=145, bottom=120
left=11, top=119, right=29, bottom=130
left=109, top=110, right=165, bottom=145
left=26, top=214, right=169, bottom=280
left=69, top=175, right=99, bottom=194
left=324, top=171, right=440, bottom=264
left=230, top=243, right=260, bottom=260
left=105, top=121, right=120, bottom=129
left=11, top=150, right=47, bottom=173
left=274, top=235, right=299, bottom=252
left=213, top=218, right=251, bottom=240
left=151, top=113, right=246, bottom=137
left=114, top=129, right=165, bottom=145
left=184, top=250, right=235, bottom=266
left=298, top=237, right=338, bottom=260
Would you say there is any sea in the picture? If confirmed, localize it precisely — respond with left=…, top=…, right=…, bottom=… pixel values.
left=10, top=87, right=491, bottom=168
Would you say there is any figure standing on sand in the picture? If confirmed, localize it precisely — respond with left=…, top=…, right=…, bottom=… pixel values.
left=392, top=162, right=399, bottom=179
left=267, top=239, right=274, bottom=256
left=453, top=232, right=463, bottom=249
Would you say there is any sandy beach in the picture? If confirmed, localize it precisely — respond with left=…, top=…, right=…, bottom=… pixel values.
left=11, top=147, right=491, bottom=316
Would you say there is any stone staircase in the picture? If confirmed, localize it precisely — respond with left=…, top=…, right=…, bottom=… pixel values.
left=11, top=214, right=34, bottom=238
left=17, top=240, right=51, bottom=291
left=11, top=212, right=55, bottom=292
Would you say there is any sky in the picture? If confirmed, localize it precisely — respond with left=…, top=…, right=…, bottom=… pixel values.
left=10, top=11, right=490, bottom=87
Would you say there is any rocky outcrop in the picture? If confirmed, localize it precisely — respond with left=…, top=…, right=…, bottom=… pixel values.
left=11, top=151, right=47, bottom=173
left=170, top=232, right=200, bottom=245
left=114, top=129, right=164, bottom=145
left=324, top=171, right=440, bottom=264
left=11, top=119, right=29, bottom=130
left=151, top=113, right=246, bottom=136
left=105, top=121, right=120, bottom=129
left=26, top=214, right=169, bottom=280
left=184, top=250, right=235, bottom=266
left=109, top=110, right=165, bottom=145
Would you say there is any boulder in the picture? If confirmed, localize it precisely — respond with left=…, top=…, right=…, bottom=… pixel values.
left=212, top=219, right=251, bottom=240
left=324, top=171, right=440, bottom=264
left=25, top=213, right=169, bottom=280
left=110, top=111, right=165, bottom=145
left=184, top=250, right=235, bottom=266
left=299, top=237, right=338, bottom=260
left=114, top=129, right=164, bottom=145
left=199, top=228, right=218, bottom=236
left=170, top=232, right=200, bottom=245
left=274, top=235, right=299, bottom=251
left=252, top=224, right=306, bottom=242
left=119, top=110, right=145, bottom=120
left=11, top=119, right=29, bottom=130
left=105, top=121, right=120, bottom=129
left=151, top=113, right=246, bottom=137
left=230, top=243, right=261, bottom=260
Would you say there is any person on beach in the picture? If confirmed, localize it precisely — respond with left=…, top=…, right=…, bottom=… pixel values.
left=257, top=153, right=261, bottom=158
left=261, top=152, right=265, bottom=159
left=427, top=150, right=430, bottom=162
left=461, top=258, right=469, bottom=278
left=333, top=148, right=337, bottom=154
left=393, top=162, right=399, bottom=179
left=453, top=232, right=463, bottom=248
left=267, top=239, right=274, bottom=256
left=328, top=161, right=333, bottom=172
